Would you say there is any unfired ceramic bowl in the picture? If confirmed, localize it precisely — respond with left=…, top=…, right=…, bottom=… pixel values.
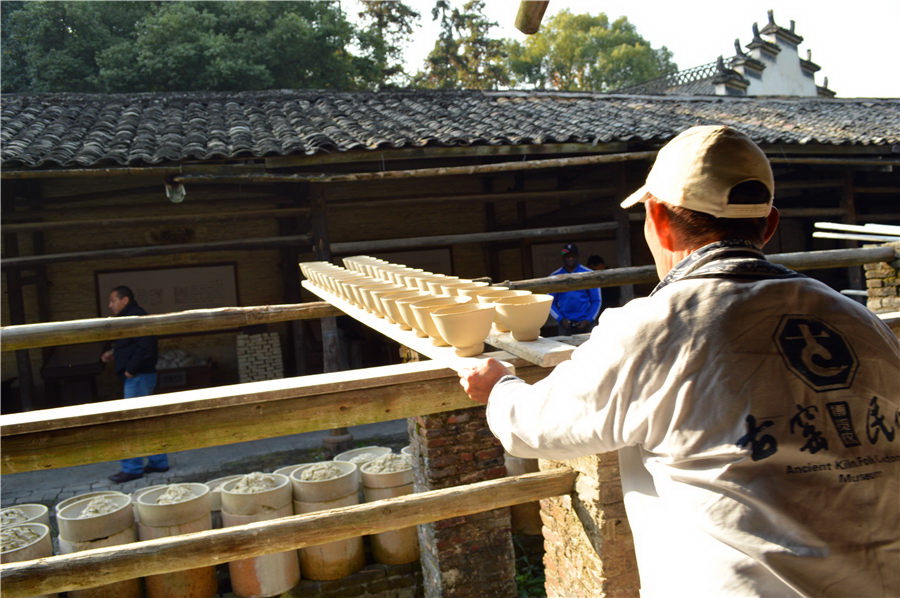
left=492, top=294, right=554, bottom=341
left=431, top=303, right=496, bottom=356
left=410, top=296, right=472, bottom=344
left=476, top=290, right=533, bottom=332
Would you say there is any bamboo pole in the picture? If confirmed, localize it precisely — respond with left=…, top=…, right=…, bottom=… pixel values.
left=1, top=207, right=311, bottom=234
left=504, top=245, right=898, bottom=293
left=1, top=234, right=312, bottom=269
left=0, top=468, right=577, bottom=597
left=0, top=303, right=342, bottom=352
left=331, top=221, right=619, bottom=254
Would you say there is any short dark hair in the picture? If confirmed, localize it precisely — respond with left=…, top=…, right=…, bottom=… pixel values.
left=110, top=286, right=135, bottom=302
left=662, top=181, right=771, bottom=247
left=586, top=255, right=605, bottom=267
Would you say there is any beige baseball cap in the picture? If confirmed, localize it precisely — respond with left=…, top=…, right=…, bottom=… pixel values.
left=620, top=125, right=774, bottom=218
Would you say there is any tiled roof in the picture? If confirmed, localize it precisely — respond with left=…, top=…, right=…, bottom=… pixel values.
left=2, top=90, right=899, bottom=169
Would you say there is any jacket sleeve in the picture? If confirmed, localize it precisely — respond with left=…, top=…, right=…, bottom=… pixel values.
left=587, top=287, right=602, bottom=321
left=125, top=335, right=158, bottom=374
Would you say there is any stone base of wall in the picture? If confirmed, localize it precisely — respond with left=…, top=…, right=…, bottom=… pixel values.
left=540, top=453, right=639, bottom=598
left=287, top=562, right=423, bottom=598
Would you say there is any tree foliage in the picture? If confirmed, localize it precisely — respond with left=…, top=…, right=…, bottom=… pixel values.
left=356, top=0, right=420, bottom=88
left=1, top=1, right=398, bottom=93
left=414, top=0, right=508, bottom=90
left=505, top=10, right=677, bottom=91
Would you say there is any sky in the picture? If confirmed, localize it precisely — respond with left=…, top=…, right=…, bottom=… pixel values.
left=396, top=0, right=900, bottom=98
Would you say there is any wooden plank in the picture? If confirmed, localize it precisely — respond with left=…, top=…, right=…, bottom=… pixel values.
left=0, top=469, right=576, bottom=598
left=302, top=281, right=516, bottom=374
left=813, top=232, right=900, bottom=243
left=485, top=331, right=574, bottom=367
left=0, top=208, right=311, bottom=234
left=0, top=357, right=543, bottom=473
left=331, top=222, right=619, bottom=254
left=0, top=303, right=342, bottom=352
left=815, top=222, right=900, bottom=235
left=1, top=235, right=313, bottom=269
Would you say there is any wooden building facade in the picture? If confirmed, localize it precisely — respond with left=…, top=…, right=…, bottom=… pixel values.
left=2, top=90, right=899, bottom=410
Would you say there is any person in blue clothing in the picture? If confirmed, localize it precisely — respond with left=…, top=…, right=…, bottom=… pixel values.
left=100, top=286, right=169, bottom=483
left=549, top=243, right=601, bottom=335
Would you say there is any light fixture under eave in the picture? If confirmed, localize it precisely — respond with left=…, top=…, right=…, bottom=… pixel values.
left=165, top=181, right=186, bottom=203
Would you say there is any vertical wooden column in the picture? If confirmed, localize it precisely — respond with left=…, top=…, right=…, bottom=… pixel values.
left=614, top=164, right=635, bottom=303
left=278, top=185, right=310, bottom=377
left=408, top=407, right=517, bottom=598
left=540, top=453, right=639, bottom=597
left=2, top=233, right=36, bottom=411
left=841, top=171, right=864, bottom=293
left=308, top=184, right=353, bottom=454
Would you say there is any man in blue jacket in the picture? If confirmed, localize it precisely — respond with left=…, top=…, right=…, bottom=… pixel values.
left=100, top=286, right=169, bottom=483
left=549, top=243, right=601, bottom=335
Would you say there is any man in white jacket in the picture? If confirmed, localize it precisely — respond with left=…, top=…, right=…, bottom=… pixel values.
left=460, top=126, right=899, bottom=597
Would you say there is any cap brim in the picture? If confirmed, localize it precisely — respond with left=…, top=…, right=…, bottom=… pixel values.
left=620, top=187, right=650, bottom=209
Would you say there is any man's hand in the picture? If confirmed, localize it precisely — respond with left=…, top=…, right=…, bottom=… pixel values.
left=100, top=350, right=113, bottom=363
left=458, top=358, right=511, bottom=404
left=575, top=320, right=591, bottom=331
left=124, top=371, right=134, bottom=379
left=560, top=318, right=571, bottom=328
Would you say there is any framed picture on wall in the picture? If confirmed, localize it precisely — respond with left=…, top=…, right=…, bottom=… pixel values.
left=95, top=263, right=239, bottom=317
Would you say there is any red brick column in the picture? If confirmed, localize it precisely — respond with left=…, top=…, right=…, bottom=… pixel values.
left=407, top=407, right=517, bottom=598
left=540, top=453, right=640, bottom=598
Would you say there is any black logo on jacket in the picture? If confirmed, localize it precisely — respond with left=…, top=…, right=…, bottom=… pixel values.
left=774, top=316, right=858, bottom=392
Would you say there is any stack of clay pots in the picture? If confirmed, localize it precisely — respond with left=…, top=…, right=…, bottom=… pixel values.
left=135, top=483, right=217, bottom=597
left=359, top=453, right=419, bottom=565
left=220, top=472, right=300, bottom=597
left=301, top=255, right=554, bottom=356
left=290, top=461, right=365, bottom=580
left=56, top=492, right=141, bottom=598
left=1, top=504, right=54, bottom=597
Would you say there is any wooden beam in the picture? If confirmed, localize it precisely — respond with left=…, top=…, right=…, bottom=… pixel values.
left=1, top=208, right=310, bottom=234
left=515, top=0, right=549, bottom=33
left=1, top=235, right=312, bottom=269
left=327, top=187, right=613, bottom=209
left=0, top=357, right=544, bottom=473
left=503, top=246, right=899, bottom=293
left=331, top=222, right=619, bottom=254
left=173, top=151, right=660, bottom=186
left=264, top=142, right=629, bottom=169
left=0, top=469, right=576, bottom=597
left=768, top=157, right=900, bottom=167
left=0, top=303, right=342, bottom=352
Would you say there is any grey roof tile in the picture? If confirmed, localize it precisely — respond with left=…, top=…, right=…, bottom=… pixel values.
left=1, top=90, right=898, bottom=169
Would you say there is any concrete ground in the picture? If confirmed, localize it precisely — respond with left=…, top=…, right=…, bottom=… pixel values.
left=1, top=419, right=409, bottom=511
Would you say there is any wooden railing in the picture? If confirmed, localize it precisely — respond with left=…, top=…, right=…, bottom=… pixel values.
left=1, top=244, right=896, bottom=595
left=2, top=246, right=894, bottom=352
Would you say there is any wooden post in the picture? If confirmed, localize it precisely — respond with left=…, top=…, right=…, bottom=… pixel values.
left=841, top=171, right=864, bottom=295
left=615, top=164, right=636, bottom=303
left=2, top=233, right=35, bottom=411
left=309, top=186, right=353, bottom=454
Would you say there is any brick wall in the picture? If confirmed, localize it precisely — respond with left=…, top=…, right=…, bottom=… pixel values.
left=864, top=242, right=900, bottom=314
left=540, top=453, right=639, bottom=598
left=407, top=408, right=517, bottom=598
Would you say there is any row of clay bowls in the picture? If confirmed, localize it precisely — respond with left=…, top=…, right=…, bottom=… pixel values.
left=301, top=257, right=553, bottom=356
